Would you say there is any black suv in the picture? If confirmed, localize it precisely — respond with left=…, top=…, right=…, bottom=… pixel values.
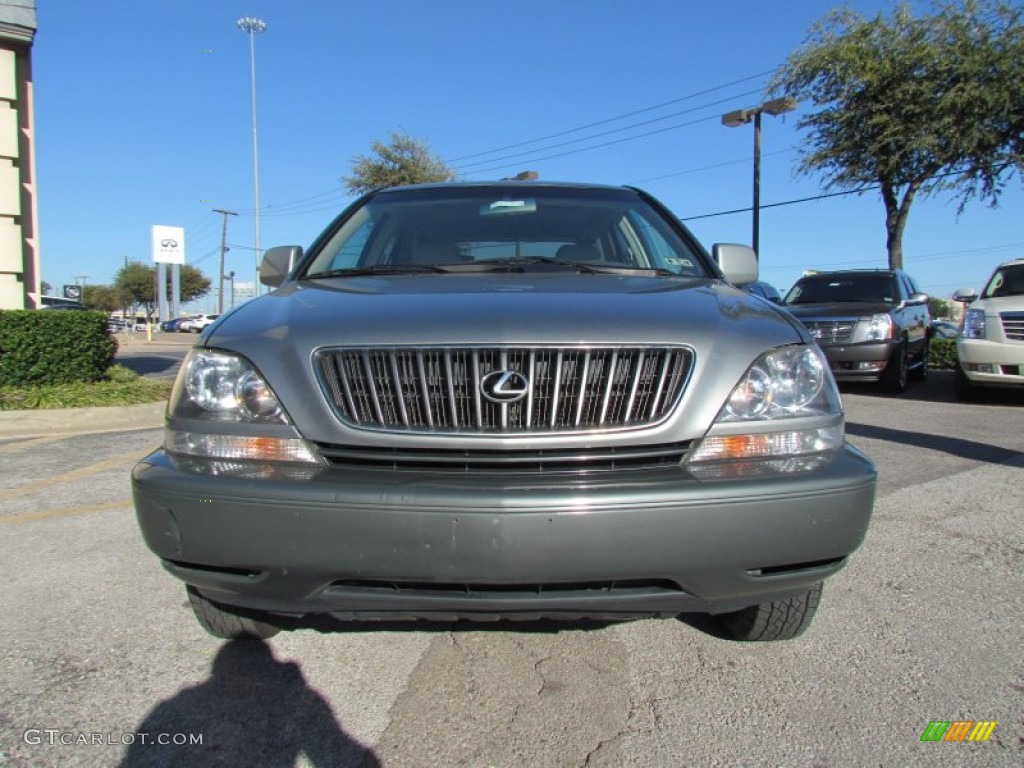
left=783, top=269, right=931, bottom=392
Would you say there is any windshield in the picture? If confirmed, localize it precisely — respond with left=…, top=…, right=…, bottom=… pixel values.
left=982, top=264, right=1024, bottom=298
left=302, top=186, right=708, bottom=278
left=784, top=274, right=897, bottom=305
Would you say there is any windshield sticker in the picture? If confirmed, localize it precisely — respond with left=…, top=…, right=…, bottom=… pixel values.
left=480, top=199, right=537, bottom=216
left=665, top=258, right=694, bottom=268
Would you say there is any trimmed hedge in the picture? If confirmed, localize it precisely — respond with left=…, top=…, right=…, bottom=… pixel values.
left=0, top=310, right=118, bottom=386
left=928, top=338, right=958, bottom=370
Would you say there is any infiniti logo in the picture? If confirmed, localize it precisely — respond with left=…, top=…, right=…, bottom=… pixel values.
left=480, top=370, right=530, bottom=403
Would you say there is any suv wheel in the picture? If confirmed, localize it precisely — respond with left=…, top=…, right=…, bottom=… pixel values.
left=880, top=342, right=909, bottom=393
left=187, top=586, right=281, bottom=639
left=715, top=583, right=823, bottom=641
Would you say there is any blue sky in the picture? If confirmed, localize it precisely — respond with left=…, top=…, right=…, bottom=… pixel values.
left=33, top=1, right=1022, bottom=312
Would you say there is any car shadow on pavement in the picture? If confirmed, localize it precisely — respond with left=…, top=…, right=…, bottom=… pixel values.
left=845, top=422, right=1021, bottom=465
left=839, top=370, right=1023, bottom=406
left=114, top=355, right=183, bottom=378
left=118, top=638, right=379, bottom=768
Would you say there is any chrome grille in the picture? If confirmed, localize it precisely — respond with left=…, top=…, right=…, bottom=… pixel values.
left=316, top=346, right=692, bottom=434
left=802, top=319, right=857, bottom=344
left=1000, top=312, right=1024, bottom=341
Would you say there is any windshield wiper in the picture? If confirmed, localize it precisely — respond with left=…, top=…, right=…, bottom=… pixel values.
left=304, top=264, right=449, bottom=279
left=455, top=257, right=678, bottom=276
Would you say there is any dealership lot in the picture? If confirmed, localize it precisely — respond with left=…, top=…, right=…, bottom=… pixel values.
left=0, top=374, right=1021, bottom=767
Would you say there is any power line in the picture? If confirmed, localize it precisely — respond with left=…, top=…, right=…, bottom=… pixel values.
left=446, top=69, right=776, bottom=164
left=630, top=148, right=794, bottom=184
left=217, top=70, right=778, bottom=218
left=454, top=88, right=764, bottom=173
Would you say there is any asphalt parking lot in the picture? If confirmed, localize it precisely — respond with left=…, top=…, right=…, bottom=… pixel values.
left=0, top=369, right=1021, bottom=766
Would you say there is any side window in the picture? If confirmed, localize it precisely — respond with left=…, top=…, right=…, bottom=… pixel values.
left=331, top=215, right=376, bottom=270
left=620, top=211, right=700, bottom=274
left=899, top=275, right=915, bottom=301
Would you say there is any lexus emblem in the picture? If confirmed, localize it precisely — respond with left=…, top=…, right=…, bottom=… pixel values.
left=480, top=370, right=530, bottom=403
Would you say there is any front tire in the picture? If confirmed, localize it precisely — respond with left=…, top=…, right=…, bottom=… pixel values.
left=880, top=342, right=909, bottom=393
left=715, top=583, right=823, bottom=641
left=187, top=586, right=281, bottom=639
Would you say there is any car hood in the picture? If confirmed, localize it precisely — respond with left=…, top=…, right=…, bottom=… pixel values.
left=202, top=274, right=809, bottom=446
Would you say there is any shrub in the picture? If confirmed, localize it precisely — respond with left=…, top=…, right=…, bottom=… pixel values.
left=0, top=310, right=117, bottom=386
left=929, top=338, right=958, bottom=370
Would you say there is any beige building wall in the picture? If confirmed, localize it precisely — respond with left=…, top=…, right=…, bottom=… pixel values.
left=0, top=9, right=38, bottom=310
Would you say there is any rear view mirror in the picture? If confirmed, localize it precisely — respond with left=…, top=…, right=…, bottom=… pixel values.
left=953, top=288, right=978, bottom=304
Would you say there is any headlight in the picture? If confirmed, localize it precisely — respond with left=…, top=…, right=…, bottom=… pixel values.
left=863, top=313, right=893, bottom=341
left=962, top=308, right=986, bottom=339
left=166, top=348, right=322, bottom=464
left=176, top=349, right=286, bottom=423
left=688, top=345, right=843, bottom=465
left=719, top=345, right=839, bottom=422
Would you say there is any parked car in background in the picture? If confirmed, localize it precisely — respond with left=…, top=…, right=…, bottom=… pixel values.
left=161, top=317, right=193, bottom=333
left=133, top=181, right=876, bottom=643
left=739, top=279, right=782, bottom=303
left=953, top=258, right=1024, bottom=401
left=176, top=315, right=218, bottom=333
left=783, top=269, right=931, bottom=393
left=190, top=314, right=220, bottom=333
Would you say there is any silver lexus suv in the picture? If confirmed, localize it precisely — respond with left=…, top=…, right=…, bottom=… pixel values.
left=132, top=182, right=876, bottom=642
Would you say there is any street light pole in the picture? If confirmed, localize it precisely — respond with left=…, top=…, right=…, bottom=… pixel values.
left=721, top=97, right=796, bottom=260
left=237, top=16, right=266, bottom=296
left=752, top=109, right=762, bottom=258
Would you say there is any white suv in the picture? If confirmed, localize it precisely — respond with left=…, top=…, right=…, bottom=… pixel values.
left=953, top=259, right=1024, bottom=401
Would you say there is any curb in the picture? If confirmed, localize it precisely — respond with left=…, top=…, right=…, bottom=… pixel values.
left=0, top=402, right=166, bottom=440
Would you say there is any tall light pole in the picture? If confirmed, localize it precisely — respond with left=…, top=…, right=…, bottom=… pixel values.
left=721, top=97, right=796, bottom=259
left=237, top=16, right=266, bottom=295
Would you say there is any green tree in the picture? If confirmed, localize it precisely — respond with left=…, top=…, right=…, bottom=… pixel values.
left=928, top=295, right=952, bottom=319
left=114, top=262, right=211, bottom=318
left=82, top=284, right=126, bottom=313
left=770, top=0, right=1023, bottom=270
left=343, top=130, right=455, bottom=195
left=115, top=262, right=155, bottom=317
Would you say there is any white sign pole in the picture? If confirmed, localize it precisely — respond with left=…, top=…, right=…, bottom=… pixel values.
left=152, top=225, right=185, bottom=322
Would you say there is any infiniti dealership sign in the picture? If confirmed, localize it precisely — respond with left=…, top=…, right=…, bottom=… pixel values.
left=151, top=225, right=185, bottom=265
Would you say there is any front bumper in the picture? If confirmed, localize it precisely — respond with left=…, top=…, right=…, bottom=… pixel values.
left=817, top=341, right=898, bottom=383
left=957, top=338, right=1024, bottom=388
left=132, top=447, right=877, bottom=620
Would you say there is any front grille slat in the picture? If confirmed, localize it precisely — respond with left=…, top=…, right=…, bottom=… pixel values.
left=317, top=346, right=692, bottom=435
left=315, top=441, right=691, bottom=472
left=1001, top=312, right=1024, bottom=341
left=802, top=319, right=857, bottom=344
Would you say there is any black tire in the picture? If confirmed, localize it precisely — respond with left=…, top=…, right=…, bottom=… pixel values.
left=186, top=586, right=281, bottom=639
left=880, top=342, right=909, bottom=393
left=715, top=582, right=823, bottom=641
left=954, top=364, right=983, bottom=403
left=909, top=339, right=929, bottom=382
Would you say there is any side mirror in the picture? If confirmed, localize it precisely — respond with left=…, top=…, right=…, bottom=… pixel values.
left=953, top=288, right=978, bottom=304
left=712, top=243, right=758, bottom=286
left=907, top=292, right=930, bottom=306
left=259, top=246, right=302, bottom=287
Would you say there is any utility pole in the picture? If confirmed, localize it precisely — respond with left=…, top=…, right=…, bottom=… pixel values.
left=213, top=209, right=238, bottom=313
